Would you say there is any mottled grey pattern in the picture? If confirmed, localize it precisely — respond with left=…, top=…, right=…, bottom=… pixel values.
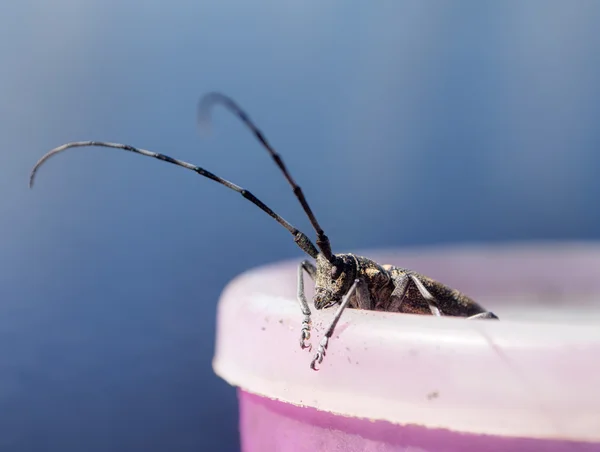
left=300, top=252, right=497, bottom=369
left=313, top=253, right=495, bottom=317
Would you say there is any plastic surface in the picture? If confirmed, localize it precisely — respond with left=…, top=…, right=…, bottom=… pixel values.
left=238, top=390, right=598, bottom=452
left=213, top=243, right=600, bottom=450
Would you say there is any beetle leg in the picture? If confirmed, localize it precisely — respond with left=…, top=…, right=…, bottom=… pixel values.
left=467, top=311, right=499, bottom=320
left=297, top=260, right=316, bottom=350
left=310, top=279, right=360, bottom=370
left=388, top=273, right=410, bottom=311
left=354, top=276, right=372, bottom=310
left=408, top=274, right=442, bottom=316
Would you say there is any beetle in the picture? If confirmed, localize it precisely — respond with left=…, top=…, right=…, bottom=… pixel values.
left=30, top=92, right=498, bottom=370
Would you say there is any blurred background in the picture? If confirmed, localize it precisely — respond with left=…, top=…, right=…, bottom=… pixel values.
left=1, top=1, right=600, bottom=450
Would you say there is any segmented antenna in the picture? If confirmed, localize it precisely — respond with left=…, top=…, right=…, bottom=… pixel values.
left=29, top=141, right=319, bottom=259
left=198, top=93, right=334, bottom=262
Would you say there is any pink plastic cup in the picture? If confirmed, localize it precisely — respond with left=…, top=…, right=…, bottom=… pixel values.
left=213, top=243, right=600, bottom=451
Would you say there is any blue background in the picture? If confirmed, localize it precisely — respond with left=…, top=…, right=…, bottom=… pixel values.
left=1, top=1, right=600, bottom=450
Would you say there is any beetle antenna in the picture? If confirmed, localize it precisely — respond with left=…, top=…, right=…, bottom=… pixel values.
left=198, top=92, right=334, bottom=262
left=29, top=141, right=319, bottom=259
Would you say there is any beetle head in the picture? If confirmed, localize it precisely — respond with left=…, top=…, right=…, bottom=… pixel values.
left=313, top=253, right=357, bottom=309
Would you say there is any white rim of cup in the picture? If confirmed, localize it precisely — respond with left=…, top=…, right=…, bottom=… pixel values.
left=213, top=242, right=600, bottom=442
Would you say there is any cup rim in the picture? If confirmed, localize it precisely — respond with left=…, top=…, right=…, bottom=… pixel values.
left=213, top=242, right=600, bottom=442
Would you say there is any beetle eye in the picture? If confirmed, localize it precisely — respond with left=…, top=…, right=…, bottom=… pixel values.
left=331, top=266, right=341, bottom=279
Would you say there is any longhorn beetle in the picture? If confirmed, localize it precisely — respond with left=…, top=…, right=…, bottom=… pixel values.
left=30, top=92, right=499, bottom=371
